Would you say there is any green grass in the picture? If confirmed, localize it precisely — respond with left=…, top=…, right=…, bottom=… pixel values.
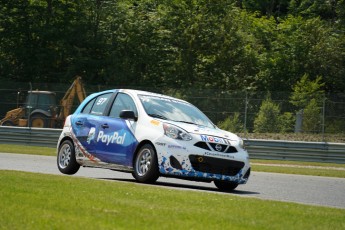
left=251, top=159, right=345, bottom=178
left=252, top=163, right=345, bottom=178
left=1, top=144, right=345, bottom=178
left=252, top=159, right=345, bottom=168
left=0, top=170, right=344, bottom=230
left=0, top=144, right=56, bottom=156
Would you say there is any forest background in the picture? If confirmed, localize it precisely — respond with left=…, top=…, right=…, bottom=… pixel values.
left=0, top=0, right=345, bottom=140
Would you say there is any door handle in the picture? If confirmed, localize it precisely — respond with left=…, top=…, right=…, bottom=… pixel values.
left=101, top=124, right=109, bottom=129
left=75, top=121, right=83, bottom=126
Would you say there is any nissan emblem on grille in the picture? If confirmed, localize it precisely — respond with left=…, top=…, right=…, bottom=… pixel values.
left=215, top=144, right=222, bottom=152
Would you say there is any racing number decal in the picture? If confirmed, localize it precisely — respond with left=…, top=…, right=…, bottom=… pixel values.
left=96, top=97, right=108, bottom=106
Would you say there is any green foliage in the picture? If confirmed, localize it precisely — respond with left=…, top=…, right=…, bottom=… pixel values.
left=242, top=0, right=290, bottom=17
left=289, top=0, right=337, bottom=19
left=336, top=0, right=345, bottom=26
left=290, top=74, right=325, bottom=109
left=279, top=112, right=295, bottom=133
left=259, top=16, right=345, bottom=92
left=289, top=74, right=325, bottom=133
left=0, top=0, right=344, bottom=94
left=302, top=99, right=322, bottom=133
left=217, top=112, right=243, bottom=133
left=253, top=96, right=295, bottom=133
left=326, top=119, right=345, bottom=134
left=254, top=97, right=281, bottom=133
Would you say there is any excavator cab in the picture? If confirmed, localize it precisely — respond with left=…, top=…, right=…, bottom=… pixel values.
left=25, top=91, right=57, bottom=112
left=25, top=91, right=58, bottom=128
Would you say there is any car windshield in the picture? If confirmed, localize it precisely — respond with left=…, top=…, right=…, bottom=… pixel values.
left=139, top=94, right=215, bottom=129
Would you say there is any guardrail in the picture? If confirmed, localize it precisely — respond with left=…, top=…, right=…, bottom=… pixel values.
left=245, top=139, right=345, bottom=164
left=0, top=126, right=344, bottom=164
left=0, top=126, right=60, bottom=148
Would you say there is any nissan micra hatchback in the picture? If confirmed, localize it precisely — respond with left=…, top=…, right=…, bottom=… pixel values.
left=57, top=89, right=250, bottom=191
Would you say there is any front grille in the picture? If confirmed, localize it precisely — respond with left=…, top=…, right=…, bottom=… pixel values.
left=226, top=146, right=237, bottom=153
left=194, top=142, right=210, bottom=151
left=194, top=142, right=238, bottom=153
left=189, top=155, right=244, bottom=176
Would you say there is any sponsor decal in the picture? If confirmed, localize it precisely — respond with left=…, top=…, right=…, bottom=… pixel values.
left=87, top=127, right=96, bottom=144
left=155, top=142, right=166, bottom=146
left=140, top=95, right=190, bottom=106
left=200, top=135, right=229, bottom=144
left=97, top=131, right=126, bottom=145
left=150, top=120, right=160, bottom=126
left=168, top=145, right=186, bottom=150
left=204, top=151, right=234, bottom=159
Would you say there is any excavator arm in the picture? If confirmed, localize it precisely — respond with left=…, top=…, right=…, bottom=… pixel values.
left=58, top=76, right=86, bottom=121
left=0, top=107, right=25, bottom=126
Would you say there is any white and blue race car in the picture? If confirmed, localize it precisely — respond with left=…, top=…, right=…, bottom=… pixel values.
left=57, top=89, right=250, bottom=191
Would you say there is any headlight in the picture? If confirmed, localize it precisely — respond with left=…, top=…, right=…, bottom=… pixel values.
left=239, top=138, right=246, bottom=149
left=163, top=123, right=192, bottom=141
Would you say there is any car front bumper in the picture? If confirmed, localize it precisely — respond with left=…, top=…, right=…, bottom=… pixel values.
left=154, top=135, right=251, bottom=184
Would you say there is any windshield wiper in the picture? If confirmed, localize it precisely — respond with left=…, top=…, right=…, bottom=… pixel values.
left=148, top=113, right=167, bottom=120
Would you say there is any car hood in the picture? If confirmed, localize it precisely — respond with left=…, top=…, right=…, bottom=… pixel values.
left=167, top=121, right=240, bottom=141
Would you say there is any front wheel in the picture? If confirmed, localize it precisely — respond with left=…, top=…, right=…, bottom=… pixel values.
left=57, top=140, right=80, bottom=175
left=214, top=180, right=238, bottom=191
left=132, top=144, right=159, bottom=183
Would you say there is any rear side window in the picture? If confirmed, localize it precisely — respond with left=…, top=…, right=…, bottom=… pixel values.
left=81, top=98, right=96, bottom=114
left=81, top=93, right=112, bottom=116
left=91, top=93, right=112, bottom=115
left=109, top=93, right=138, bottom=118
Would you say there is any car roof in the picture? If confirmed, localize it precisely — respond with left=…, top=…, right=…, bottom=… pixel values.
left=119, top=89, right=187, bottom=102
left=82, top=89, right=188, bottom=106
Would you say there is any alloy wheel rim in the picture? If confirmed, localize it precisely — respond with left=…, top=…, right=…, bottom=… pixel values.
left=136, top=148, right=152, bottom=176
left=59, top=144, right=71, bottom=169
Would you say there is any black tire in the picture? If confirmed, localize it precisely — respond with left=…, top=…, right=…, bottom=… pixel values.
left=132, top=144, right=159, bottom=183
left=29, top=113, right=49, bottom=128
left=214, top=180, right=239, bottom=191
left=57, top=140, right=80, bottom=175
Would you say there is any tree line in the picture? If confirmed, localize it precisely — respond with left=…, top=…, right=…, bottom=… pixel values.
left=0, top=0, right=344, bottom=94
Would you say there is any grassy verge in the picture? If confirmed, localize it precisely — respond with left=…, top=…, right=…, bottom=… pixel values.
left=251, top=159, right=345, bottom=178
left=1, top=144, right=345, bottom=178
left=0, top=144, right=56, bottom=156
left=1, top=170, right=344, bottom=230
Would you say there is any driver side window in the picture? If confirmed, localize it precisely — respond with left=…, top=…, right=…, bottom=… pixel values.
left=109, top=93, right=138, bottom=118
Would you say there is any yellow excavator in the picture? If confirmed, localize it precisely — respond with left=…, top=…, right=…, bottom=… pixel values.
left=0, top=76, right=86, bottom=128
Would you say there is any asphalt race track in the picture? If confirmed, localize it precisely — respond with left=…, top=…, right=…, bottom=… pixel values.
left=1, top=152, right=345, bottom=209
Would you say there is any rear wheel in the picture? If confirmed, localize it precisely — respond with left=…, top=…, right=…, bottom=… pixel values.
left=132, top=144, right=159, bottom=183
left=29, top=113, right=49, bottom=128
left=214, top=180, right=238, bottom=191
left=57, top=140, right=80, bottom=174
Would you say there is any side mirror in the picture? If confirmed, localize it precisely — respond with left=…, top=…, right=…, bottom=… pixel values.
left=119, top=110, right=138, bottom=121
